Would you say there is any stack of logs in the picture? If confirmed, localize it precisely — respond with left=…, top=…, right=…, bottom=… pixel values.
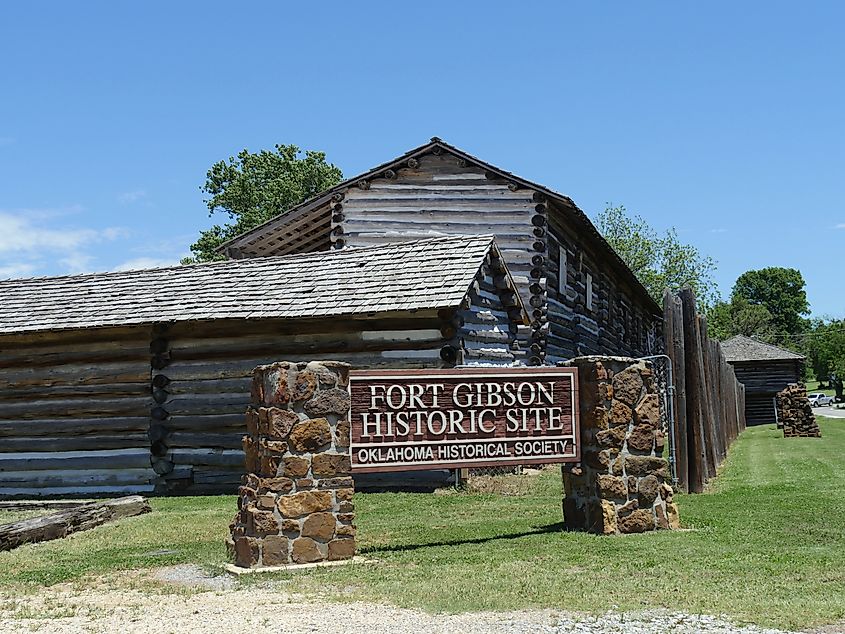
left=228, top=361, right=356, bottom=568
left=776, top=384, right=821, bottom=438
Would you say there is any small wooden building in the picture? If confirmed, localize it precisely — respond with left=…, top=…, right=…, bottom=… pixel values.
left=219, top=138, right=663, bottom=364
left=721, top=335, right=805, bottom=426
left=0, top=236, right=526, bottom=498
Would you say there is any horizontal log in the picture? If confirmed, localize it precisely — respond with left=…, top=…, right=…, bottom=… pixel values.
left=0, top=363, right=149, bottom=389
left=0, top=397, right=150, bottom=420
left=0, top=468, right=155, bottom=487
left=0, top=382, right=151, bottom=401
left=0, top=417, right=150, bottom=438
left=0, top=495, right=151, bottom=551
left=166, top=432, right=243, bottom=450
left=0, top=449, right=152, bottom=471
left=0, top=434, right=150, bottom=453
left=170, top=449, right=245, bottom=468
left=0, top=484, right=154, bottom=499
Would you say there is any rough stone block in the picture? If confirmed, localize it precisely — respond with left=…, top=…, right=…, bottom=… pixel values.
left=259, top=477, right=293, bottom=494
left=312, top=453, right=352, bottom=477
left=667, top=502, right=681, bottom=529
left=599, top=499, right=617, bottom=535
left=283, top=456, right=310, bottom=478
left=262, top=535, right=290, bottom=566
left=245, top=409, right=259, bottom=436
left=634, top=393, right=660, bottom=426
left=288, top=418, right=332, bottom=452
left=338, top=500, right=354, bottom=513
left=261, top=439, right=288, bottom=455
left=317, top=477, right=354, bottom=490
left=301, top=512, right=336, bottom=542
left=584, top=449, right=617, bottom=471
left=277, top=490, right=333, bottom=518
left=336, top=487, right=354, bottom=502
left=618, top=509, right=655, bottom=533
left=336, top=524, right=356, bottom=537
left=637, top=475, right=660, bottom=506
left=304, top=388, right=351, bottom=417
left=281, top=519, right=300, bottom=534
left=612, top=366, right=644, bottom=406
left=259, top=455, right=281, bottom=477
left=234, top=537, right=259, bottom=568
left=596, top=426, right=626, bottom=449
left=610, top=400, right=633, bottom=427
left=327, top=538, right=356, bottom=561
left=625, top=455, right=669, bottom=478
left=292, top=370, right=318, bottom=402
left=243, top=436, right=258, bottom=473
left=296, top=478, right=315, bottom=489
left=627, top=424, right=655, bottom=453
left=655, top=505, right=670, bottom=530
left=597, top=474, right=627, bottom=499
left=291, top=537, right=323, bottom=564
left=261, top=408, right=299, bottom=439
left=335, top=419, right=351, bottom=448
left=247, top=508, right=279, bottom=536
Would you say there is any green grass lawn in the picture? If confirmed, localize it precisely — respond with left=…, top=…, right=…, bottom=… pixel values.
left=1, top=418, right=844, bottom=629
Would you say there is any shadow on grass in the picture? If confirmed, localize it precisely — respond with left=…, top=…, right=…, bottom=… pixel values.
left=359, top=521, right=567, bottom=554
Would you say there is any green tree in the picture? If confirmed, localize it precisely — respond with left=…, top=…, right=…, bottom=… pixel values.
left=596, top=205, right=718, bottom=307
left=732, top=267, right=809, bottom=338
left=804, top=319, right=845, bottom=400
left=184, top=144, right=343, bottom=263
left=707, top=296, right=776, bottom=341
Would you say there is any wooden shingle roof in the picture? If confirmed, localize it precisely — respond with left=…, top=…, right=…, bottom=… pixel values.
left=0, top=235, right=523, bottom=335
left=721, top=335, right=805, bottom=363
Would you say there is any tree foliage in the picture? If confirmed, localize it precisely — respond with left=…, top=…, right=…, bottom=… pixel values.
left=707, top=296, right=776, bottom=341
left=184, top=145, right=343, bottom=263
left=732, top=267, right=809, bottom=338
left=595, top=205, right=718, bottom=307
left=804, top=319, right=845, bottom=400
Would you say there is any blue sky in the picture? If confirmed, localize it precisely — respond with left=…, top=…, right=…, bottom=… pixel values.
left=1, top=2, right=842, bottom=317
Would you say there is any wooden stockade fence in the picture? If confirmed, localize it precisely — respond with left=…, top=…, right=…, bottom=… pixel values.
left=663, top=289, right=746, bottom=493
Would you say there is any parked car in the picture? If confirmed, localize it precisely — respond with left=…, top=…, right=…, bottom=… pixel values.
left=808, top=393, right=834, bottom=407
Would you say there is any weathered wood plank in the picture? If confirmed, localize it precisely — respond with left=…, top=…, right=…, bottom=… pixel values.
left=0, top=496, right=151, bottom=551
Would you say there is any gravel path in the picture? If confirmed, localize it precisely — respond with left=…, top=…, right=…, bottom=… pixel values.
left=0, top=565, right=825, bottom=634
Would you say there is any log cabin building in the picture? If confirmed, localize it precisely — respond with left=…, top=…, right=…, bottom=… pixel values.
left=0, top=236, right=526, bottom=497
left=721, top=335, right=805, bottom=426
left=219, top=138, right=663, bottom=364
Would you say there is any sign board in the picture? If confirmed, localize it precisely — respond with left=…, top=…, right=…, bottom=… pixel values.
left=349, top=367, right=579, bottom=473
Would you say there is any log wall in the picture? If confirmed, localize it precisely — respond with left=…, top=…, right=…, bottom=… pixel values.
left=0, top=289, right=518, bottom=497
left=0, top=327, right=156, bottom=498
left=729, top=360, right=802, bottom=426
left=545, top=201, right=659, bottom=364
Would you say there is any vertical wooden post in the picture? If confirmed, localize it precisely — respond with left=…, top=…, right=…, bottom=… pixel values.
left=680, top=289, right=706, bottom=493
left=663, top=291, right=689, bottom=492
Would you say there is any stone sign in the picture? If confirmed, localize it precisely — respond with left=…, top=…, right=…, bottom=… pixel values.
left=349, top=367, right=580, bottom=472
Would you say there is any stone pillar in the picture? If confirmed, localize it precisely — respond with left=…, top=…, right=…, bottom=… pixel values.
left=228, top=361, right=355, bottom=568
left=561, top=357, right=679, bottom=534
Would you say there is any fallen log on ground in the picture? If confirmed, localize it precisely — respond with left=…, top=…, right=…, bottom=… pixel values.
left=0, top=495, right=151, bottom=551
